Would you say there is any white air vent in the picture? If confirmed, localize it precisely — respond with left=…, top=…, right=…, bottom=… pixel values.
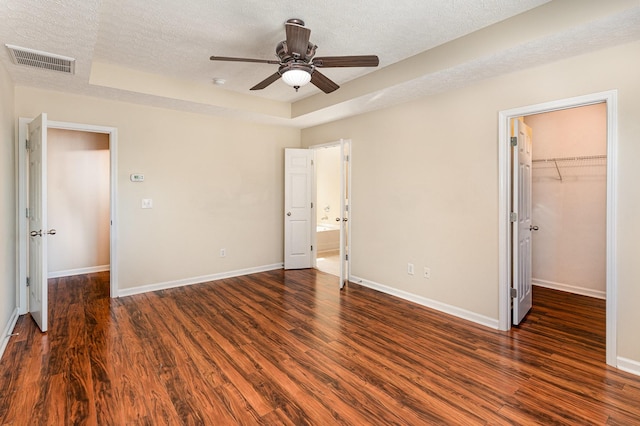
left=5, top=44, right=75, bottom=74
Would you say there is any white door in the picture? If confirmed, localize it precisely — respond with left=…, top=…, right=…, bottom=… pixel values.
left=339, top=139, right=351, bottom=289
left=28, top=113, right=49, bottom=332
left=284, top=149, right=313, bottom=269
left=512, top=118, right=533, bottom=325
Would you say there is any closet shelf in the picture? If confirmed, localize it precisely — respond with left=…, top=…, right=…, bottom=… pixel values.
left=532, top=155, right=606, bottom=182
left=532, top=154, right=607, bottom=163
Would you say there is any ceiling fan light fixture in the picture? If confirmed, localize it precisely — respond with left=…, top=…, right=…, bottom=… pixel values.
left=281, top=68, right=311, bottom=90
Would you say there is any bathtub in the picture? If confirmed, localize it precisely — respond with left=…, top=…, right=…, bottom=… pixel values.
left=316, top=223, right=340, bottom=252
left=316, top=223, right=340, bottom=232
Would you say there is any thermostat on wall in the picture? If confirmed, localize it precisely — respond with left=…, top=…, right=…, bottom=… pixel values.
left=130, top=173, right=145, bottom=182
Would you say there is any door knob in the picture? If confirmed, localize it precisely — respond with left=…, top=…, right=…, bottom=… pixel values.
left=336, top=217, right=340, bottom=222
left=530, top=225, right=539, bottom=231
left=286, top=212, right=291, bottom=216
left=30, top=230, right=42, bottom=237
left=46, top=229, right=57, bottom=235
left=343, top=218, right=348, bottom=222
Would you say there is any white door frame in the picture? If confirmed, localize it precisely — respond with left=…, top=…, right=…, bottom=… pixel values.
left=17, top=118, right=119, bottom=312
left=498, top=90, right=618, bottom=367
left=309, top=139, right=352, bottom=284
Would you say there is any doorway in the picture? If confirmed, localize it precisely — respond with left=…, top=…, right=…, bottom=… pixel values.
left=283, top=140, right=351, bottom=287
left=498, top=90, right=618, bottom=367
left=17, top=118, right=118, bottom=321
left=308, top=139, right=351, bottom=288
left=526, top=104, right=607, bottom=299
left=313, top=144, right=341, bottom=276
left=47, top=128, right=110, bottom=279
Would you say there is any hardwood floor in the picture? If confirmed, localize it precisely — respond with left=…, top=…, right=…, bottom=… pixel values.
left=1, top=270, right=639, bottom=425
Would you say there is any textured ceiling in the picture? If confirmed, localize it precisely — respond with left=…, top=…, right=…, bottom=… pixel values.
left=1, top=0, right=640, bottom=128
left=92, top=0, right=550, bottom=102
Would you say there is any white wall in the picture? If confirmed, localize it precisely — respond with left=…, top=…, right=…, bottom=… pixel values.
left=301, top=40, right=640, bottom=365
left=526, top=104, right=607, bottom=297
left=15, top=88, right=301, bottom=292
left=47, top=128, right=110, bottom=276
left=0, top=62, right=16, bottom=358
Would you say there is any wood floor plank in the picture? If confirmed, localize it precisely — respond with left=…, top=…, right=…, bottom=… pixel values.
left=212, top=382, right=263, bottom=424
left=159, top=290, right=277, bottom=417
left=112, top=336, right=183, bottom=424
left=240, top=344, right=346, bottom=425
left=1, top=270, right=640, bottom=425
left=142, top=291, right=254, bottom=424
left=337, top=331, right=520, bottom=420
left=311, top=341, right=490, bottom=425
left=84, top=309, right=121, bottom=424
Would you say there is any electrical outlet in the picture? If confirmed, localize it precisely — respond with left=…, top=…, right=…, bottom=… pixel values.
left=407, top=263, right=414, bottom=275
left=219, top=248, right=226, bottom=258
left=424, top=267, right=431, bottom=279
left=141, top=198, right=153, bottom=209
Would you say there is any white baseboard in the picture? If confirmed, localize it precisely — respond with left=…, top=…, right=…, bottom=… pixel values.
left=0, top=308, right=20, bottom=362
left=532, top=278, right=606, bottom=299
left=617, top=357, right=640, bottom=377
left=49, top=264, right=110, bottom=279
left=350, top=275, right=499, bottom=330
left=118, top=263, right=284, bottom=297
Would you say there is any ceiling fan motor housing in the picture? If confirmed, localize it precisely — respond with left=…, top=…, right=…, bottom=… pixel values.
left=286, top=18, right=305, bottom=26
left=276, top=41, right=317, bottom=62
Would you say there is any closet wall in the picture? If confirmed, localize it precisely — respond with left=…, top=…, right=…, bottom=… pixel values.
left=525, top=103, right=607, bottom=298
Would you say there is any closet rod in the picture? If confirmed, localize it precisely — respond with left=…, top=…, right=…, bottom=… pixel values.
left=532, top=154, right=606, bottom=163
left=532, top=154, right=606, bottom=182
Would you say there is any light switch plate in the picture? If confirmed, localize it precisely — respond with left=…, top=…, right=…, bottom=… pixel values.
left=141, top=198, right=153, bottom=209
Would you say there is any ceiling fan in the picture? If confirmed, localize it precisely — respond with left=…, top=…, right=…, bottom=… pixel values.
left=210, top=18, right=379, bottom=94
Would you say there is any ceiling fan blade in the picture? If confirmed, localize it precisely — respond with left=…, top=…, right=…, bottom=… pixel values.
left=285, top=22, right=311, bottom=58
left=210, top=56, right=280, bottom=65
left=312, top=55, right=380, bottom=68
left=310, top=70, right=339, bottom=94
left=250, top=72, right=282, bottom=90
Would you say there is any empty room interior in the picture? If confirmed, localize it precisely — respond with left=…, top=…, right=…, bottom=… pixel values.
left=1, top=0, right=640, bottom=424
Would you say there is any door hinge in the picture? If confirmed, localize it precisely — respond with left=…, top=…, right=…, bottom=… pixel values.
left=25, top=139, right=30, bottom=150
left=26, top=277, right=30, bottom=287
left=345, top=155, right=350, bottom=162
left=510, top=212, right=517, bottom=222
left=510, top=137, right=518, bottom=147
left=345, top=254, right=349, bottom=261
left=310, top=159, right=314, bottom=166
left=311, top=202, right=313, bottom=208
left=510, top=287, right=517, bottom=298
left=26, top=208, right=30, bottom=218
left=311, top=245, right=313, bottom=251
left=345, top=204, right=349, bottom=212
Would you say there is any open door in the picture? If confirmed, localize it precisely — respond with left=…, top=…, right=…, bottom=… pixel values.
left=27, top=113, right=49, bottom=332
left=284, top=148, right=313, bottom=269
left=512, top=118, right=533, bottom=325
left=339, top=140, right=351, bottom=289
